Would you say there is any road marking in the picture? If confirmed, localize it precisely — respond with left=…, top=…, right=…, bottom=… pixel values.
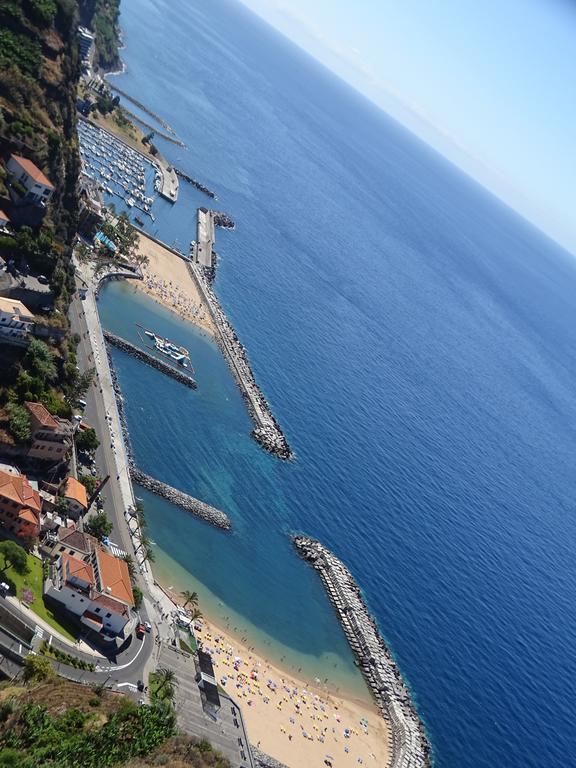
left=116, top=682, right=138, bottom=691
left=98, top=633, right=147, bottom=672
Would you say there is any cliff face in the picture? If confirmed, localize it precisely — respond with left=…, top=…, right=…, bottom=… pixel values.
left=78, top=0, right=121, bottom=71
left=0, top=0, right=81, bottom=242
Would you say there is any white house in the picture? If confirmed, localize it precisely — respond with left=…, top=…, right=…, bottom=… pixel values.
left=6, top=155, right=55, bottom=206
left=47, top=541, right=135, bottom=638
left=0, top=296, right=35, bottom=347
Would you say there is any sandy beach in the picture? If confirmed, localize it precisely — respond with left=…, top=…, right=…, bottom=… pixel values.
left=161, top=586, right=390, bottom=768
left=133, top=232, right=216, bottom=337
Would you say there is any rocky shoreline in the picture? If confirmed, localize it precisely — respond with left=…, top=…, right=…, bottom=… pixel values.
left=293, top=536, right=432, bottom=768
left=103, top=330, right=197, bottom=389
left=187, top=260, right=292, bottom=460
left=105, top=347, right=230, bottom=531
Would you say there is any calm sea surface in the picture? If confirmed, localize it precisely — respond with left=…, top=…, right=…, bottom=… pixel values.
left=98, top=0, right=576, bottom=764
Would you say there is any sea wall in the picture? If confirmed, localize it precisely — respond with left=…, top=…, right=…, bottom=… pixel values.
left=293, top=536, right=431, bottom=768
left=187, top=260, right=292, bottom=460
left=131, top=468, right=231, bottom=530
left=250, top=746, right=288, bottom=768
left=105, top=346, right=230, bottom=530
left=103, top=330, right=197, bottom=389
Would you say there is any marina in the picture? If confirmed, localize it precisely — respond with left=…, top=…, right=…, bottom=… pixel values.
left=78, top=118, right=158, bottom=222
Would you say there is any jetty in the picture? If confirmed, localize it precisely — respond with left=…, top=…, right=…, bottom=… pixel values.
left=106, top=81, right=178, bottom=137
left=131, top=468, right=230, bottom=530
left=293, top=536, right=432, bottom=768
left=174, top=167, right=216, bottom=199
left=187, top=251, right=292, bottom=459
left=103, top=330, right=197, bottom=389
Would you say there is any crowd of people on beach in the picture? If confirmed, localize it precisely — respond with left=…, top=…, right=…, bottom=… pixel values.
left=196, top=623, right=377, bottom=766
left=141, top=271, right=209, bottom=327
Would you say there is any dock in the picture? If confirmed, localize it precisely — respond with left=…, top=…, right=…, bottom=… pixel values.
left=192, top=207, right=216, bottom=270
left=293, top=536, right=432, bottom=768
left=103, top=330, right=197, bottom=388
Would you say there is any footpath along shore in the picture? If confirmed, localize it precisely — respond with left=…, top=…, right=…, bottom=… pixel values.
left=293, top=536, right=432, bottom=768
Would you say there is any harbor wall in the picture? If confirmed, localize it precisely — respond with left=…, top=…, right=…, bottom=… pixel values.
left=293, top=536, right=432, bottom=768
left=103, top=330, right=197, bottom=389
left=186, top=259, right=292, bottom=460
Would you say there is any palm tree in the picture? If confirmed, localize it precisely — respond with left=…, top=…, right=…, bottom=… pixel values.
left=180, top=590, right=198, bottom=610
left=155, top=667, right=178, bottom=701
left=123, top=554, right=136, bottom=581
left=189, top=607, right=202, bottom=621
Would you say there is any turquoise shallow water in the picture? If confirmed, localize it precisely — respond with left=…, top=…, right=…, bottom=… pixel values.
left=96, top=0, right=576, bottom=765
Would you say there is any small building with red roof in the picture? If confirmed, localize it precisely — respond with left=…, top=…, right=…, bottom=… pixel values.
left=6, top=154, right=55, bottom=206
left=0, top=468, right=41, bottom=540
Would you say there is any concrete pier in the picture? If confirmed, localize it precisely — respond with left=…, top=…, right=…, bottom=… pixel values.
left=293, top=536, right=432, bottom=768
left=103, top=330, right=197, bottom=389
left=193, top=207, right=216, bottom=269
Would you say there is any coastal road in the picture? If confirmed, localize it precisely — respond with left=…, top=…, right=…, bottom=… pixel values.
left=68, top=290, right=137, bottom=567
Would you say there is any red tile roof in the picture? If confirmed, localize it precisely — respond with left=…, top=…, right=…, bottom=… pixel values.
left=61, top=553, right=95, bottom=587
left=0, top=470, right=41, bottom=512
left=10, top=155, right=54, bottom=189
left=0, top=210, right=10, bottom=223
left=64, top=477, right=88, bottom=509
left=18, top=508, right=38, bottom=525
left=94, top=549, right=134, bottom=607
left=25, top=402, right=59, bottom=430
left=92, top=593, right=129, bottom=618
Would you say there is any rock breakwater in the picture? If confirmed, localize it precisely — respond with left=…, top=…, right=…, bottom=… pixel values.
left=131, top=468, right=231, bottom=530
left=293, top=536, right=431, bottom=768
left=174, top=167, right=216, bottom=199
left=212, top=211, right=235, bottom=229
left=103, top=330, right=197, bottom=389
left=187, top=261, right=292, bottom=460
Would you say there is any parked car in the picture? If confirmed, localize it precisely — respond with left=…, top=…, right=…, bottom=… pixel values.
left=37, top=274, right=49, bottom=285
left=136, top=623, right=146, bottom=639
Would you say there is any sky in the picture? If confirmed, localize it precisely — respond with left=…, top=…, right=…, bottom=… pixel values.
left=239, top=0, right=576, bottom=254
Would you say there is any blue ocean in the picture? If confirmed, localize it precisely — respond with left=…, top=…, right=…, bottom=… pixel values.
left=97, top=0, right=576, bottom=765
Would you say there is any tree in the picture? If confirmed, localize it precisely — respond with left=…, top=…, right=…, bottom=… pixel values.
left=180, top=590, right=198, bottom=610
left=22, top=654, right=54, bottom=683
left=85, top=512, right=113, bottom=541
left=189, top=607, right=203, bottom=622
left=78, top=473, right=97, bottom=496
left=5, top=403, right=31, bottom=443
left=154, top=667, right=177, bottom=701
left=132, top=585, right=143, bottom=609
left=23, top=339, right=56, bottom=381
left=123, top=554, right=136, bottom=580
left=0, top=541, right=29, bottom=575
left=75, top=427, right=99, bottom=453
